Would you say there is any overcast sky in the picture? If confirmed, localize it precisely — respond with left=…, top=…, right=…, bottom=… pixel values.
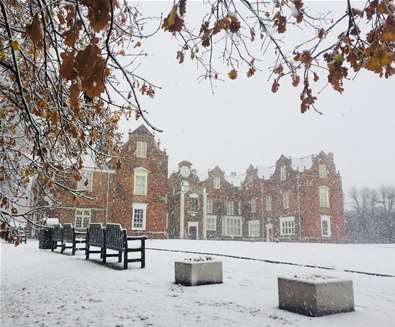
left=119, top=1, right=395, bottom=196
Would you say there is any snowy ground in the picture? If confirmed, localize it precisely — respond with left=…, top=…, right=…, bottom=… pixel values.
left=1, top=240, right=395, bottom=327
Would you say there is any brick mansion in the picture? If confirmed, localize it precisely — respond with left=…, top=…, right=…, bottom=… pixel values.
left=52, top=125, right=346, bottom=242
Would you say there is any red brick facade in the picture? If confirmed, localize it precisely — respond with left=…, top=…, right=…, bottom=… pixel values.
left=167, top=152, right=346, bottom=242
left=53, top=125, right=168, bottom=238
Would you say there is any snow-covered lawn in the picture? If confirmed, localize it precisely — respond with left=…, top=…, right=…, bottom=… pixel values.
left=1, top=240, right=395, bottom=327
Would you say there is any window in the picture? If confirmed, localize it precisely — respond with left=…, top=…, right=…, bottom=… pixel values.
left=223, top=216, right=242, bottom=237
left=235, top=201, right=241, bottom=215
left=135, top=141, right=147, bottom=158
left=134, top=167, right=148, bottom=195
left=319, top=186, right=330, bottom=208
left=77, top=170, right=93, bottom=192
left=189, top=197, right=198, bottom=212
left=226, top=201, right=234, bottom=215
left=319, top=164, right=327, bottom=178
left=248, top=175, right=253, bottom=184
left=206, top=215, right=217, bottom=231
left=250, top=199, right=256, bottom=213
left=266, top=195, right=272, bottom=212
left=206, top=198, right=213, bottom=214
left=282, top=191, right=289, bottom=209
left=132, top=203, right=147, bottom=230
left=213, top=176, right=220, bottom=189
left=248, top=220, right=260, bottom=237
left=280, top=216, right=295, bottom=236
left=280, top=166, right=287, bottom=181
left=75, top=208, right=91, bottom=229
left=321, top=215, right=331, bottom=237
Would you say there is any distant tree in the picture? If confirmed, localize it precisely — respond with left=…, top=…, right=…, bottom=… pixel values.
left=347, top=186, right=395, bottom=243
left=1, top=0, right=394, bottom=230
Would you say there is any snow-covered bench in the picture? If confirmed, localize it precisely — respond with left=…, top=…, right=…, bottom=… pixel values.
left=85, top=223, right=146, bottom=270
left=61, top=223, right=86, bottom=255
left=105, top=224, right=146, bottom=270
left=51, top=225, right=63, bottom=252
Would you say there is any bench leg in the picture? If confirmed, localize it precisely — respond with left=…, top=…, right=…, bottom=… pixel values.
left=72, top=242, right=76, bottom=256
left=123, top=249, right=128, bottom=270
left=61, top=243, right=65, bottom=254
left=102, top=247, right=106, bottom=264
left=51, top=241, right=55, bottom=252
left=85, top=244, right=90, bottom=260
left=141, top=239, right=145, bottom=269
left=118, top=251, right=122, bottom=263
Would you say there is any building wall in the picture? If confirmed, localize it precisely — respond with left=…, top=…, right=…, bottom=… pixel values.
left=53, top=125, right=168, bottom=239
left=168, top=152, right=346, bottom=243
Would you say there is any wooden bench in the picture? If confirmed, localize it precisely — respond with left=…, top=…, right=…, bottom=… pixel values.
left=105, top=224, right=146, bottom=270
left=61, top=223, right=86, bottom=255
left=51, top=224, right=63, bottom=252
left=85, top=223, right=146, bottom=269
left=85, top=223, right=105, bottom=260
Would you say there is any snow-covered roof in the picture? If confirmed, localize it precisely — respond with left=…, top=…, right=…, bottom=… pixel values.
left=291, top=154, right=315, bottom=172
left=258, top=165, right=276, bottom=179
left=226, top=172, right=246, bottom=187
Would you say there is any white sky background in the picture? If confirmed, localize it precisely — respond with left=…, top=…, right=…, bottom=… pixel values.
left=118, top=1, right=395, bottom=196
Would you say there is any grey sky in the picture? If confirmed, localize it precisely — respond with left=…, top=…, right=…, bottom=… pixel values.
left=119, top=1, right=395, bottom=195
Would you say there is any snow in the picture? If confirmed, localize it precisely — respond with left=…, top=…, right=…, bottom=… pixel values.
left=2, top=240, right=395, bottom=327
left=290, top=154, right=315, bottom=172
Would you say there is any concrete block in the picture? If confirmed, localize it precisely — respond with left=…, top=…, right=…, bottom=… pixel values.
left=278, top=275, right=354, bottom=317
left=175, top=259, right=223, bottom=286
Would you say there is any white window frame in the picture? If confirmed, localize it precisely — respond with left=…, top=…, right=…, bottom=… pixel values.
left=213, top=176, right=220, bottom=189
left=77, top=170, right=93, bottom=192
left=206, top=198, right=213, bottom=214
left=280, top=216, right=295, bottom=236
left=132, top=203, right=147, bottom=230
left=135, top=141, right=147, bottom=158
left=133, top=167, right=149, bottom=195
left=206, top=215, right=217, bottom=231
left=226, top=201, right=234, bottom=215
left=265, top=195, right=272, bottom=212
left=280, top=166, right=287, bottom=181
left=319, top=186, right=330, bottom=208
left=75, top=208, right=91, bottom=229
left=319, top=164, right=327, bottom=178
left=223, top=216, right=242, bottom=237
left=250, top=199, right=256, bottom=213
left=248, top=220, right=260, bottom=237
left=320, top=215, right=331, bottom=237
left=282, top=191, right=289, bottom=209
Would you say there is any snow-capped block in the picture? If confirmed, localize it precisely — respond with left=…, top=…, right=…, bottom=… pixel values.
left=175, top=257, right=223, bottom=286
left=278, top=275, right=354, bottom=317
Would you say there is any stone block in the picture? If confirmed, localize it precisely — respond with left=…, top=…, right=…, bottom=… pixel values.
left=278, top=275, right=354, bottom=317
left=175, top=259, right=223, bottom=286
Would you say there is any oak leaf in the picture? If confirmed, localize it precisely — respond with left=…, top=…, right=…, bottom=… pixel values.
left=228, top=68, right=238, bottom=80
left=26, top=14, right=43, bottom=48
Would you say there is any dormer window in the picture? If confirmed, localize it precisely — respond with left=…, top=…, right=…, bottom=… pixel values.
left=282, top=191, right=289, bottom=209
left=319, top=164, right=327, bottom=178
left=280, top=166, right=287, bottom=181
left=77, top=170, right=93, bottom=192
left=213, top=176, right=220, bottom=189
left=136, top=141, right=147, bottom=158
left=248, top=175, right=253, bottom=184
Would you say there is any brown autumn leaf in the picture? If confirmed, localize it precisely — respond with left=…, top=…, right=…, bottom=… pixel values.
left=26, top=14, right=43, bottom=48
left=59, top=52, right=77, bottom=80
left=74, top=44, right=109, bottom=97
left=271, top=80, right=280, bottom=93
left=86, top=0, right=110, bottom=32
left=246, top=67, right=256, bottom=77
left=274, top=14, right=287, bottom=33
left=70, top=80, right=81, bottom=110
left=292, top=74, right=300, bottom=87
left=63, top=21, right=82, bottom=48
left=162, top=5, right=184, bottom=33
left=228, top=68, right=238, bottom=80
left=179, top=0, right=186, bottom=16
